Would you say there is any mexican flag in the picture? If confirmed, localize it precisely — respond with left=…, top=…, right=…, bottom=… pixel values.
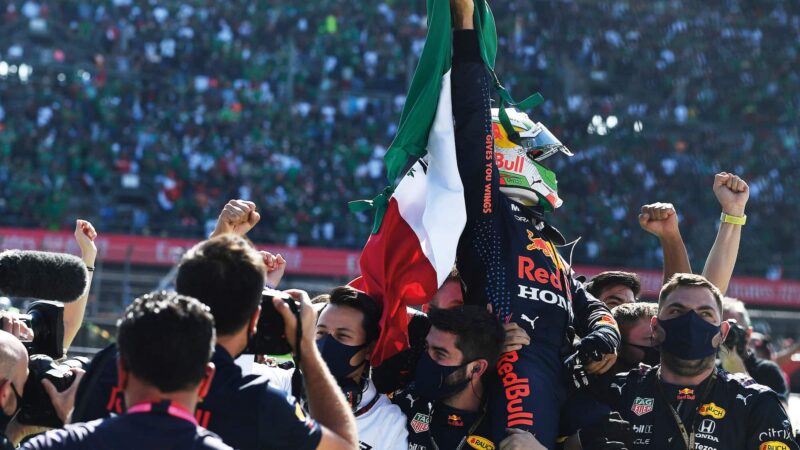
left=350, top=0, right=512, bottom=366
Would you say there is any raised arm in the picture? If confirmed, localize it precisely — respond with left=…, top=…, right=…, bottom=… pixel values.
left=451, top=1, right=498, bottom=222
left=702, top=172, right=749, bottom=295
left=639, top=202, right=691, bottom=284
left=63, top=220, right=97, bottom=351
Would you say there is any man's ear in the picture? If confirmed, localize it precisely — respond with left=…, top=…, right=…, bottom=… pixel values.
left=197, top=363, right=216, bottom=400
left=0, top=380, right=11, bottom=408
left=650, top=316, right=665, bottom=344
left=715, top=321, right=731, bottom=347
left=745, top=326, right=753, bottom=343
left=249, top=306, right=261, bottom=336
left=117, top=357, right=129, bottom=390
left=469, top=359, right=489, bottom=380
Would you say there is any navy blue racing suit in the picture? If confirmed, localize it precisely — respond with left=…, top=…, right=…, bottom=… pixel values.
left=602, top=364, right=799, bottom=450
left=451, top=30, right=620, bottom=449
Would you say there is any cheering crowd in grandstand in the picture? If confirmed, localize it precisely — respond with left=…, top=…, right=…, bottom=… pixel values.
left=1, top=0, right=800, bottom=449
left=1, top=0, right=799, bottom=276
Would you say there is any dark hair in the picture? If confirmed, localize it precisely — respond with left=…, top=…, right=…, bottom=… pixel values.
left=311, top=294, right=331, bottom=305
left=117, top=291, right=215, bottom=392
left=428, top=306, right=504, bottom=368
left=326, top=286, right=381, bottom=344
left=586, top=271, right=641, bottom=299
left=658, top=273, right=723, bottom=314
left=612, top=302, right=658, bottom=327
left=175, top=235, right=266, bottom=336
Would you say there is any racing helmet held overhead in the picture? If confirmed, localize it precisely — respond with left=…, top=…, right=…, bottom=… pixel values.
left=491, top=108, right=573, bottom=210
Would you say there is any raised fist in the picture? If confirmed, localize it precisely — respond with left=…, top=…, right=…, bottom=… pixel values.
left=713, top=172, right=749, bottom=217
left=211, top=200, right=261, bottom=238
left=262, top=251, right=287, bottom=288
left=74, top=219, right=98, bottom=267
left=638, top=202, right=679, bottom=239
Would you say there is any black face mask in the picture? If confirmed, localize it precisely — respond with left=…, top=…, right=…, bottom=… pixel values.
left=658, top=310, right=721, bottom=360
left=0, top=383, right=23, bottom=434
left=412, top=353, right=471, bottom=402
left=316, top=334, right=367, bottom=381
left=625, top=342, right=661, bottom=367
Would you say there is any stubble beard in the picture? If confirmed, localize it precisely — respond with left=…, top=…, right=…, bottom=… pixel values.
left=661, top=351, right=717, bottom=377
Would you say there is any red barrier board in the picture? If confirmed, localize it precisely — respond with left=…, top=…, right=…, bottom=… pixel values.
left=0, top=227, right=360, bottom=278
left=3, top=228, right=799, bottom=308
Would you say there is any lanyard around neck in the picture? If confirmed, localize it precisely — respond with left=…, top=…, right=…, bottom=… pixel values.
left=127, top=400, right=198, bottom=426
left=655, top=368, right=717, bottom=450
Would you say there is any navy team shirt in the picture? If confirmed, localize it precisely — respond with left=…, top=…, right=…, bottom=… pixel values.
left=73, top=344, right=322, bottom=450
left=21, top=400, right=231, bottom=449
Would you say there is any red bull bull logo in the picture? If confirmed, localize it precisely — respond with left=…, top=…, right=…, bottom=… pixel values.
left=525, top=231, right=559, bottom=268
left=447, top=414, right=464, bottom=427
left=677, top=388, right=695, bottom=400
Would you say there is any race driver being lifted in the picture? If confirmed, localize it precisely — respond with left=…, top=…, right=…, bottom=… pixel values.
left=449, top=0, right=620, bottom=448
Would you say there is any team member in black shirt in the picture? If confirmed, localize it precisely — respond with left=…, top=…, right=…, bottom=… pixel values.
left=23, top=292, right=231, bottom=449
left=393, top=306, right=545, bottom=450
left=603, top=274, right=797, bottom=450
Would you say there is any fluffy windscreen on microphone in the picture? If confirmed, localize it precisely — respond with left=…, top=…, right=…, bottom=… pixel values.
left=0, top=250, right=88, bottom=303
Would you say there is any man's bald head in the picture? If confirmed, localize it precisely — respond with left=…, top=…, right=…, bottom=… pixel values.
left=0, top=330, right=28, bottom=387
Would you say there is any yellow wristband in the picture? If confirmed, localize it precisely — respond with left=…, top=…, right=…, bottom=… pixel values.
left=720, top=212, right=746, bottom=226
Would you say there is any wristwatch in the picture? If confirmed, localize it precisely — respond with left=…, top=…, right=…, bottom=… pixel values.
left=720, top=212, right=747, bottom=226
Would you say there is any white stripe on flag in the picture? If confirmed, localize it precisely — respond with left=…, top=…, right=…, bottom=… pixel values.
left=393, top=71, right=466, bottom=287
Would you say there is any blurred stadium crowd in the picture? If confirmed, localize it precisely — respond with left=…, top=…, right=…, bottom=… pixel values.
left=0, top=0, right=798, bottom=277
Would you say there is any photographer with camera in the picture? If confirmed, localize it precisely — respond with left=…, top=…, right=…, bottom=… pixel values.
left=0, top=219, right=97, bottom=356
left=21, top=291, right=233, bottom=449
left=74, top=232, right=357, bottom=450
left=721, top=297, right=789, bottom=404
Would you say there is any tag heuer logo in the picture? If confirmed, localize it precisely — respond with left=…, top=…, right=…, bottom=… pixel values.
left=410, top=413, right=431, bottom=433
left=631, top=397, right=654, bottom=416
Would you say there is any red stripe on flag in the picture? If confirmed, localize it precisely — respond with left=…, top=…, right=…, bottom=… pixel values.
left=352, top=198, right=439, bottom=366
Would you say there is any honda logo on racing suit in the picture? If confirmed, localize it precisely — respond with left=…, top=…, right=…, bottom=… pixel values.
left=698, top=419, right=716, bottom=434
